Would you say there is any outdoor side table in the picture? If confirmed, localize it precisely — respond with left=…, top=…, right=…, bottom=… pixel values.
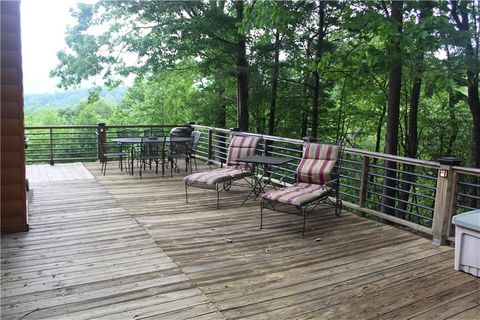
left=237, top=155, right=291, bottom=206
left=452, top=209, right=480, bottom=277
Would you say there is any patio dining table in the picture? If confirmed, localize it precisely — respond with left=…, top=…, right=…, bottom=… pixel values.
left=112, top=136, right=194, bottom=175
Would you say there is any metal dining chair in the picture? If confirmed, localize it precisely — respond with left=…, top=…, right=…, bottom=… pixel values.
left=136, top=136, right=167, bottom=179
left=96, top=132, right=128, bottom=176
left=190, top=131, right=202, bottom=171
left=169, top=137, right=194, bottom=176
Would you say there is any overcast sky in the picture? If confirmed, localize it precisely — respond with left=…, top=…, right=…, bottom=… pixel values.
left=21, top=0, right=94, bottom=94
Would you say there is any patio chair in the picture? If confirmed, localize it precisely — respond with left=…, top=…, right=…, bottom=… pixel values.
left=183, top=134, right=261, bottom=208
left=169, top=136, right=194, bottom=176
left=190, top=131, right=202, bottom=171
left=117, top=129, right=141, bottom=171
left=135, top=136, right=167, bottom=179
left=260, top=142, right=343, bottom=237
left=97, top=132, right=128, bottom=176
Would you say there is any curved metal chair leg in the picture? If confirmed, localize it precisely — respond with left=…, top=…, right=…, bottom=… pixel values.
left=185, top=182, right=188, bottom=203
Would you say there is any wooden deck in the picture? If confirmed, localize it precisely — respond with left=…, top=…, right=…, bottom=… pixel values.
left=2, top=163, right=479, bottom=319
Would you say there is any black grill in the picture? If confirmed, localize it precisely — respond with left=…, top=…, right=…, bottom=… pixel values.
left=170, top=127, right=192, bottom=137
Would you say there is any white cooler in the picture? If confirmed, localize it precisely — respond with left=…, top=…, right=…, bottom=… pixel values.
left=452, top=210, right=480, bottom=277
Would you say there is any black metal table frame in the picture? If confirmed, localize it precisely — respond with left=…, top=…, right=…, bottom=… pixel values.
left=237, top=155, right=291, bottom=206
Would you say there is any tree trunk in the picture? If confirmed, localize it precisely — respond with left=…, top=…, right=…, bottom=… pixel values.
left=265, top=31, right=281, bottom=156
left=450, top=0, right=480, bottom=208
left=398, top=4, right=431, bottom=216
left=311, top=2, right=325, bottom=139
left=450, top=0, right=480, bottom=168
left=235, top=0, right=249, bottom=131
left=268, top=31, right=280, bottom=137
left=381, top=1, right=403, bottom=215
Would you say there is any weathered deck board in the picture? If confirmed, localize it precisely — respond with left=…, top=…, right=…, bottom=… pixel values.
left=26, top=162, right=95, bottom=182
left=1, top=165, right=223, bottom=320
left=2, top=162, right=479, bottom=319
left=85, top=162, right=479, bottom=319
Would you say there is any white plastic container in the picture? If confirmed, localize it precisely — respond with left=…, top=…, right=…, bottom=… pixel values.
left=452, top=210, right=480, bottom=277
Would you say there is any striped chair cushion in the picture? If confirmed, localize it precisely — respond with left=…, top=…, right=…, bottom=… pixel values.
left=262, top=183, right=331, bottom=206
left=226, top=135, right=260, bottom=170
left=184, top=167, right=250, bottom=185
left=296, top=143, right=339, bottom=185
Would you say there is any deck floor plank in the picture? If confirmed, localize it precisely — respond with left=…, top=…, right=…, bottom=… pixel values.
left=2, top=162, right=478, bottom=319
left=1, top=164, right=224, bottom=320
left=86, top=162, right=479, bottom=320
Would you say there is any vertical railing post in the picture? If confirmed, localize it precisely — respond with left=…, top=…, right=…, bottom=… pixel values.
left=49, top=128, right=54, bottom=165
left=358, top=156, right=370, bottom=216
left=432, top=157, right=462, bottom=246
left=207, top=129, right=212, bottom=161
left=446, top=171, right=460, bottom=239
left=97, top=123, right=107, bottom=162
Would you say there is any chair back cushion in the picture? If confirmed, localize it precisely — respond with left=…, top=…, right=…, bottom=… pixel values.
left=296, top=143, right=339, bottom=185
left=226, top=135, right=260, bottom=170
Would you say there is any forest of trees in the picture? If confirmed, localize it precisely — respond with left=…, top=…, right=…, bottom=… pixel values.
left=46, top=0, right=479, bottom=168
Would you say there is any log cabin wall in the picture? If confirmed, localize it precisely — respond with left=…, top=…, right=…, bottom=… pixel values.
left=1, top=0, right=28, bottom=232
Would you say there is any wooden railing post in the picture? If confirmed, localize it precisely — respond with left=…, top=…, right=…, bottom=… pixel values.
left=358, top=156, right=370, bottom=217
left=432, top=157, right=462, bottom=246
left=97, top=123, right=107, bottom=162
left=49, top=128, right=54, bottom=165
left=207, top=129, right=212, bottom=161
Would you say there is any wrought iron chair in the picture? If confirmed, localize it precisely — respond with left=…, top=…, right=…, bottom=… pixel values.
left=183, top=134, right=261, bottom=208
left=97, top=132, right=128, bottom=176
left=135, top=136, right=167, bottom=179
left=169, top=137, right=194, bottom=176
left=189, top=131, right=202, bottom=171
left=117, top=129, right=141, bottom=173
left=260, top=142, right=343, bottom=237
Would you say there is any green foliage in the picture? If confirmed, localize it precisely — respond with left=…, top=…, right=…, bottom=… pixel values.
left=46, top=0, right=479, bottom=167
left=25, top=97, right=117, bottom=126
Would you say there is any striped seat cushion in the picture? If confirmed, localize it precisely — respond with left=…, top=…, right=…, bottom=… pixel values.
left=296, top=143, right=339, bottom=185
left=262, top=183, right=331, bottom=206
left=184, top=167, right=251, bottom=185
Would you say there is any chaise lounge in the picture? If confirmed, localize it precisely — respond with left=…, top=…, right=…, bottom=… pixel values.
left=184, top=133, right=261, bottom=208
left=260, top=142, right=343, bottom=237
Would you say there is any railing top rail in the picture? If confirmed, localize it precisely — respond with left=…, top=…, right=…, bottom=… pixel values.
left=25, top=124, right=190, bottom=130
left=345, top=147, right=441, bottom=169
left=452, top=166, right=480, bottom=176
left=107, top=124, right=189, bottom=129
left=192, top=125, right=230, bottom=134
left=26, top=125, right=98, bottom=129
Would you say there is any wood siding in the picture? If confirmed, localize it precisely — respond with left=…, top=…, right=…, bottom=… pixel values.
left=1, top=1, right=28, bottom=232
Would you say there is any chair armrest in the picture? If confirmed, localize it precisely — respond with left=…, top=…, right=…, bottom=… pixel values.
left=204, top=160, right=219, bottom=170
left=280, top=173, right=296, bottom=187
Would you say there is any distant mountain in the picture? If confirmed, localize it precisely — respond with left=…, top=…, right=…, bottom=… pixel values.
left=24, top=87, right=127, bottom=111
